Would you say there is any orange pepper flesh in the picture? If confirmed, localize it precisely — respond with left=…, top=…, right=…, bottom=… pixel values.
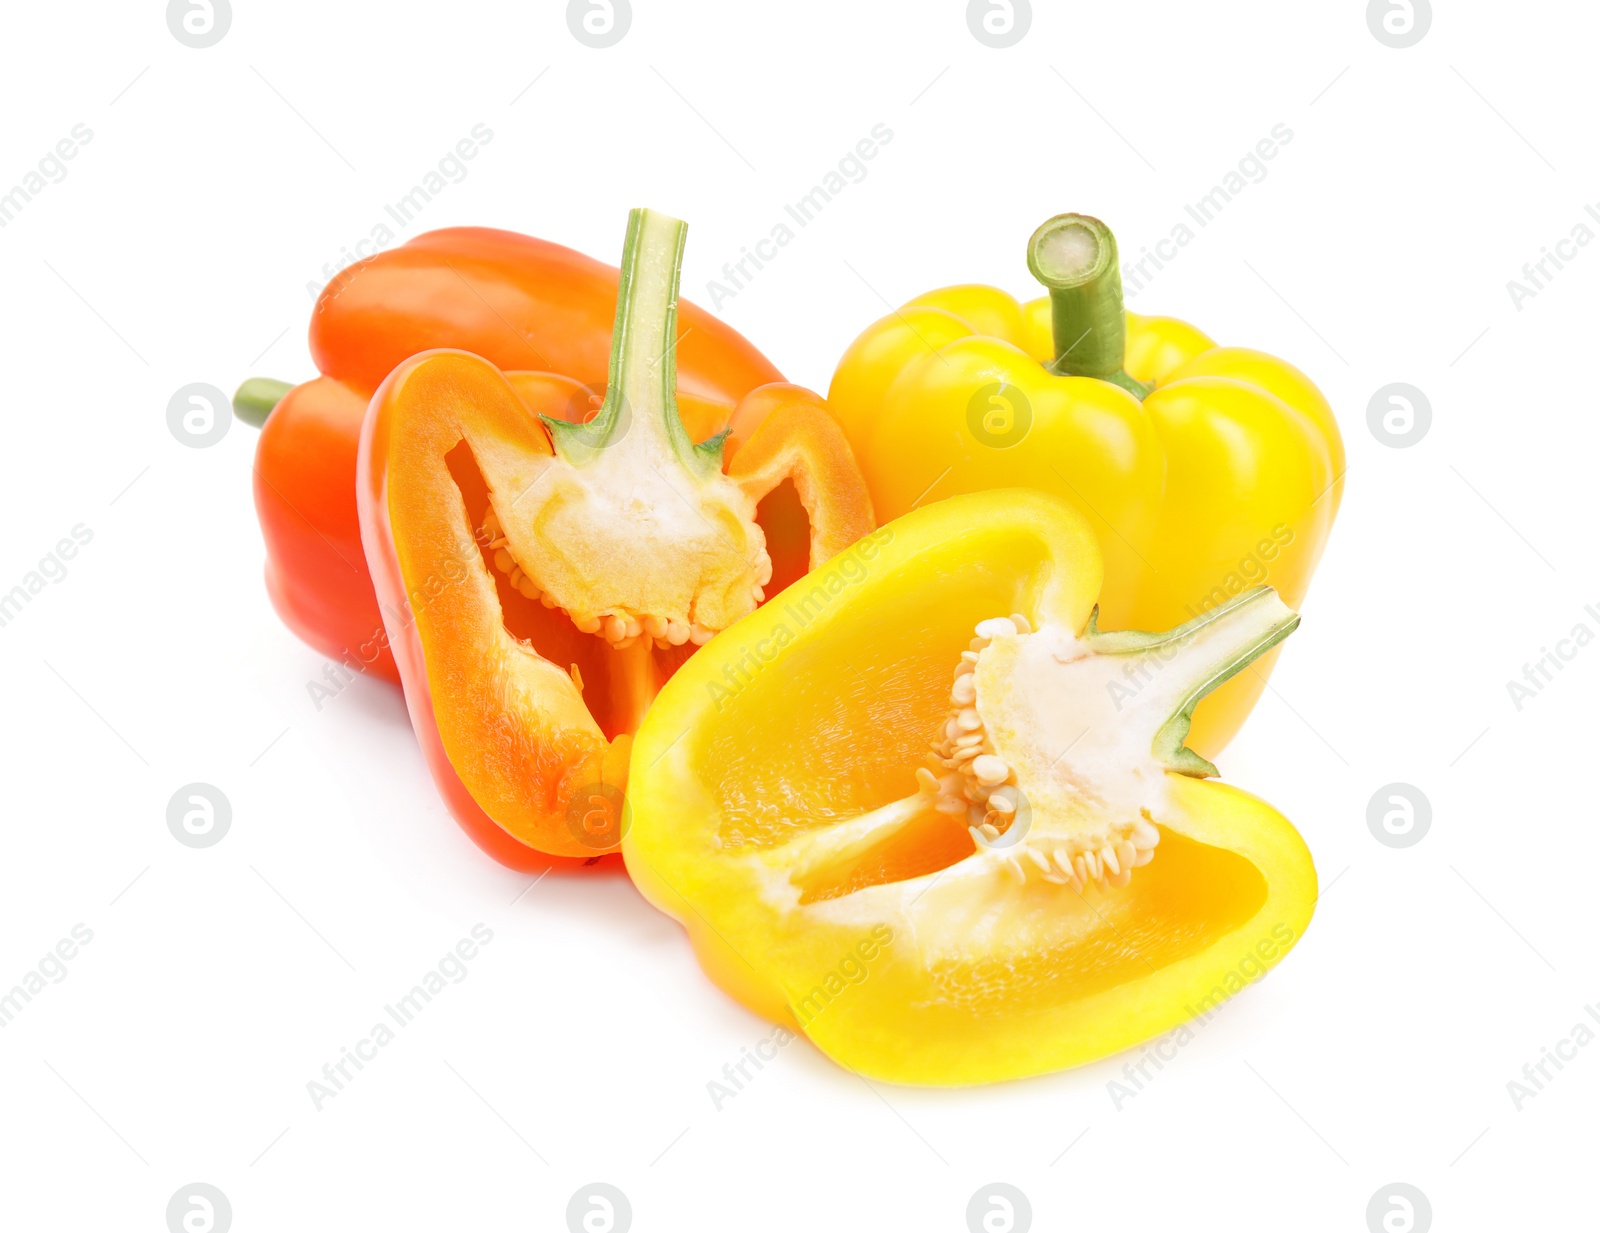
left=245, top=226, right=786, bottom=681
left=358, top=211, right=873, bottom=867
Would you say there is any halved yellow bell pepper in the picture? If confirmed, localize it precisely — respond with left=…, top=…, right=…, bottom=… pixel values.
left=624, top=489, right=1316, bottom=1085
left=827, top=213, right=1343, bottom=757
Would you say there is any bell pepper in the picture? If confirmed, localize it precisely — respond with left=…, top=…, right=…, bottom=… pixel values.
left=358, top=209, right=874, bottom=868
left=826, top=212, right=1344, bottom=758
left=234, top=224, right=788, bottom=682
left=624, top=488, right=1315, bottom=1084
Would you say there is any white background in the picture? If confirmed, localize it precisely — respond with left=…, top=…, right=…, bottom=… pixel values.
left=0, top=1, right=1594, bottom=1230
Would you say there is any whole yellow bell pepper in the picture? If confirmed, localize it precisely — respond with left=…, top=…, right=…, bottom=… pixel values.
left=827, top=213, right=1343, bottom=756
left=624, top=489, right=1317, bottom=1085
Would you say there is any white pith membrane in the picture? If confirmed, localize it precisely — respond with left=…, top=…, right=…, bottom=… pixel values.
left=472, top=209, right=774, bottom=654
left=918, top=614, right=1161, bottom=892
left=758, top=587, right=1299, bottom=905
left=478, top=486, right=769, bottom=652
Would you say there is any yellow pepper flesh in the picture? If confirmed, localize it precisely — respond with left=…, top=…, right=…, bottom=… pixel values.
left=828, top=247, right=1343, bottom=758
left=624, top=490, right=1317, bottom=1085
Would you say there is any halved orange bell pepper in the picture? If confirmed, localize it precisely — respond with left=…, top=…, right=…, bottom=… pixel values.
left=235, top=224, right=787, bottom=682
left=358, top=209, right=873, bottom=868
left=625, top=488, right=1316, bottom=1084
left=826, top=212, right=1344, bottom=758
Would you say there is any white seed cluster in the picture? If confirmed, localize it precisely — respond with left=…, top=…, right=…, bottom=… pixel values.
left=482, top=510, right=721, bottom=651
left=917, top=614, right=1161, bottom=893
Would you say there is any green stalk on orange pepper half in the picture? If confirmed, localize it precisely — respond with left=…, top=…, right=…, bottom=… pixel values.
left=354, top=209, right=874, bottom=868
left=235, top=222, right=823, bottom=684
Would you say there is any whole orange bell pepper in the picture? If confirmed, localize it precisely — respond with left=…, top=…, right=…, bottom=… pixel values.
left=235, top=225, right=787, bottom=682
left=357, top=209, right=874, bottom=868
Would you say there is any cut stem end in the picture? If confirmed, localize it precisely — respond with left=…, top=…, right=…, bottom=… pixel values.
left=1026, top=212, right=1151, bottom=398
left=233, top=377, right=294, bottom=428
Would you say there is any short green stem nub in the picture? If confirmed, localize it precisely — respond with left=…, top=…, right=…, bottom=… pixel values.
left=1027, top=213, right=1151, bottom=399
left=542, top=208, right=723, bottom=476
left=233, top=377, right=294, bottom=428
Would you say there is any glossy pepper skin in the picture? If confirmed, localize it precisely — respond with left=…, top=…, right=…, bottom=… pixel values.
left=624, top=489, right=1316, bottom=1085
left=826, top=213, right=1343, bottom=758
left=242, top=226, right=785, bottom=682
left=358, top=211, right=873, bottom=869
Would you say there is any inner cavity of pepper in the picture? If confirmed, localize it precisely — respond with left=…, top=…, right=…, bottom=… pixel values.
left=791, top=614, right=1163, bottom=904
left=444, top=440, right=691, bottom=739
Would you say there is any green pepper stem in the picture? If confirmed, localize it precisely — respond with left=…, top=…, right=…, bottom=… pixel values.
left=1086, top=586, right=1300, bottom=776
left=543, top=208, right=723, bottom=476
left=232, top=377, right=294, bottom=428
left=1027, top=213, right=1151, bottom=399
